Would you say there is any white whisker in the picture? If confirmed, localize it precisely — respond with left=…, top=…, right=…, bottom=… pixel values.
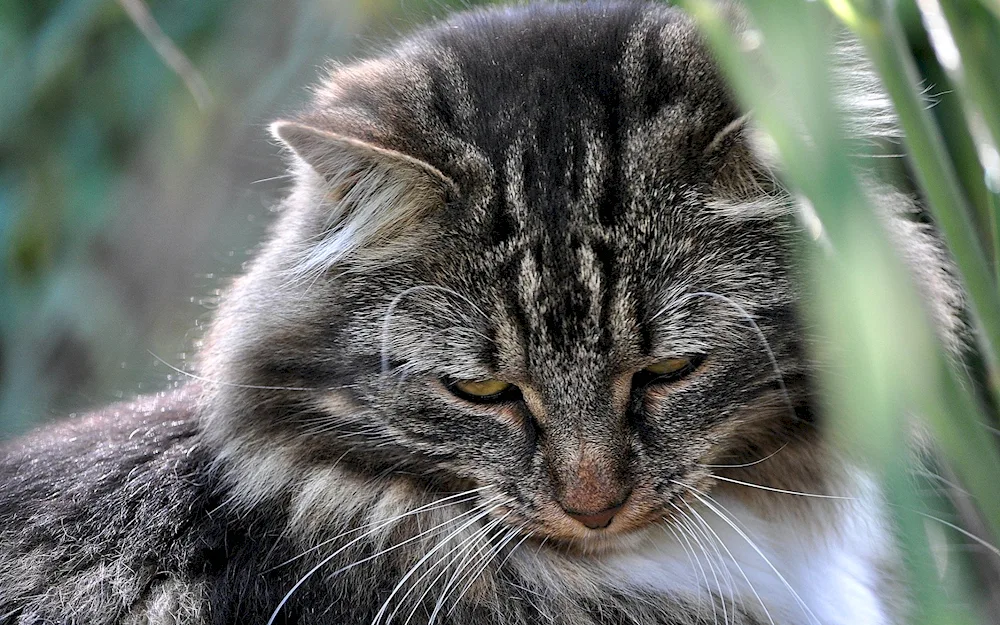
left=698, top=469, right=1000, bottom=557
left=267, top=487, right=490, bottom=571
left=426, top=520, right=509, bottom=623
left=910, top=509, right=1000, bottom=558
left=708, top=474, right=854, bottom=500
left=661, top=521, right=705, bottom=610
left=148, top=350, right=331, bottom=392
left=667, top=511, right=713, bottom=618
left=677, top=508, right=722, bottom=624
left=371, top=499, right=513, bottom=625
left=679, top=483, right=821, bottom=625
left=679, top=503, right=743, bottom=623
left=266, top=494, right=505, bottom=625
left=675, top=501, right=739, bottom=623
left=394, top=512, right=511, bottom=625
left=679, top=499, right=776, bottom=625
left=443, top=522, right=527, bottom=619
left=698, top=443, right=789, bottom=469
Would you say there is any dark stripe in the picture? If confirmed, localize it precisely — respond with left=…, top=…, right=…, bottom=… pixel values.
left=591, top=239, right=618, bottom=352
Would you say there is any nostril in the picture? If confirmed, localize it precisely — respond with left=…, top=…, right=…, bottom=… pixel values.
left=562, top=503, right=624, bottom=530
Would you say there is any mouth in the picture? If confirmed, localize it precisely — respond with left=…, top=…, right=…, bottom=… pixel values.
left=479, top=477, right=724, bottom=557
left=487, top=500, right=671, bottom=556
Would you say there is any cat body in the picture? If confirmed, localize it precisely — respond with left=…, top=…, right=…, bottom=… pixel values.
left=0, top=2, right=959, bottom=623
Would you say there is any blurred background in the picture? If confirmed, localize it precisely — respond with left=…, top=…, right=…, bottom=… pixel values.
left=0, top=0, right=491, bottom=438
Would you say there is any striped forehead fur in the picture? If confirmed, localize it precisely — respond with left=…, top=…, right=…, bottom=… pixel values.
left=270, top=3, right=908, bottom=283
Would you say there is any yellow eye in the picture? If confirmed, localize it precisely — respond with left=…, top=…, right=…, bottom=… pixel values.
left=645, top=357, right=693, bottom=376
left=450, top=378, right=514, bottom=400
left=635, top=356, right=703, bottom=389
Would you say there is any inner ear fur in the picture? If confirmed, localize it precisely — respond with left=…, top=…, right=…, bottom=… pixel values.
left=704, top=114, right=784, bottom=204
left=271, top=120, right=454, bottom=195
left=270, top=120, right=456, bottom=271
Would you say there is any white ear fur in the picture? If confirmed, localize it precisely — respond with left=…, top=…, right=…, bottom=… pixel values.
left=270, top=120, right=455, bottom=276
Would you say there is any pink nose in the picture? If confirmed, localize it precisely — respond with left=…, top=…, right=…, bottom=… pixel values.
left=562, top=503, right=624, bottom=529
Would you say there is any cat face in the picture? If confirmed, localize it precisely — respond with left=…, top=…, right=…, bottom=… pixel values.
left=346, top=188, right=805, bottom=548
left=206, top=2, right=818, bottom=551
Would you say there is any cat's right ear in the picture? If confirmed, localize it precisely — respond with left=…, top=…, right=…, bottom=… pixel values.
left=270, top=120, right=455, bottom=270
left=270, top=120, right=454, bottom=196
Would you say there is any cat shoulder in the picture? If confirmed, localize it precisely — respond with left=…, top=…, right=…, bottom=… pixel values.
left=0, top=386, right=219, bottom=624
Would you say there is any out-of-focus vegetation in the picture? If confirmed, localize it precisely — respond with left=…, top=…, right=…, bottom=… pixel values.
left=0, top=0, right=488, bottom=435
left=683, top=0, right=1000, bottom=622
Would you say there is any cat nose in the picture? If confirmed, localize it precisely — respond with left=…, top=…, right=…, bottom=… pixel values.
left=561, top=502, right=625, bottom=529
left=549, top=447, right=633, bottom=530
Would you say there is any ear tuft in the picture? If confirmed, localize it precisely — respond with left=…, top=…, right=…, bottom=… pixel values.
left=270, top=120, right=324, bottom=165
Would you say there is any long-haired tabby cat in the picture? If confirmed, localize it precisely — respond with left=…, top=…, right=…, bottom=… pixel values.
left=0, top=1, right=966, bottom=624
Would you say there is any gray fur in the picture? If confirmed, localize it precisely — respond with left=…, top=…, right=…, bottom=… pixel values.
left=1, top=2, right=964, bottom=624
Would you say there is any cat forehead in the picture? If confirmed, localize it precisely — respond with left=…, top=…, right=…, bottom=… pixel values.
left=300, top=2, right=737, bottom=187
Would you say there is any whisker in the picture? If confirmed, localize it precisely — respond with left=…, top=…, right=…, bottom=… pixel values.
left=689, top=507, right=738, bottom=625
left=911, top=510, right=1000, bottom=558
left=911, top=468, right=973, bottom=497
left=371, top=499, right=513, bottom=625
left=678, top=503, right=742, bottom=623
left=394, top=512, right=511, bottom=625
left=665, top=512, right=712, bottom=616
left=661, top=521, right=705, bottom=610
left=685, top=512, right=724, bottom=624
left=443, top=522, right=528, bottom=618
left=678, top=499, right=776, bottom=625
left=671, top=504, right=723, bottom=624
left=267, top=487, right=490, bottom=571
left=706, top=470, right=1000, bottom=557
left=344, top=497, right=509, bottom=581
left=698, top=443, right=789, bottom=469
left=708, top=474, right=854, bottom=500
left=266, top=494, right=505, bottom=625
left=148, top=350, right=331, bottom=392
left=426, top=520, right=509, bottom=622
left=679, top=484, right=821, bottom=625
left=251, top=173, right=295, bottom=184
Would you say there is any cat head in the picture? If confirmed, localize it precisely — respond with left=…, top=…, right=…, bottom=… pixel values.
left=201, top=2, right=959, bottom=551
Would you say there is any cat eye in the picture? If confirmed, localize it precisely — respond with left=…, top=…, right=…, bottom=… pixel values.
left=635, top=355, right=704, bottom=387
left=446, top=378, right=521, bottom=404
left=645, top=357, right=694, bottom=376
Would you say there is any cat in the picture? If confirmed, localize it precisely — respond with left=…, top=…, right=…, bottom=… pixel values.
left=0, top=1, right=966, bottom=624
